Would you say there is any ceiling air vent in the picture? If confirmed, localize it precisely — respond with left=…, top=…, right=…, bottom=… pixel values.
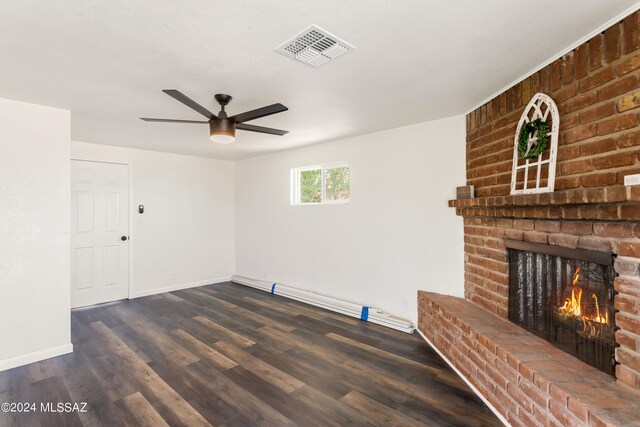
left=275, top=25, right=355, bottom=67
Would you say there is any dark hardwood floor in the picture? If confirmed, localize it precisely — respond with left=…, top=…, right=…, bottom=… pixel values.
left=0, top=282, right=499, bottom=426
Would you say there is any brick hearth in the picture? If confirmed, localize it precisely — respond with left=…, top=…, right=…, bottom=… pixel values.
left=418, top=9, right=640, bottom=427
left=418, top=292, right=640, bottom=427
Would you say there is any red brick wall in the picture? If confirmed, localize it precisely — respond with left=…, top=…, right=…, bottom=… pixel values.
left=466, top=11, right=640, bottom=198
left=454, top=11, right=640, bottom=392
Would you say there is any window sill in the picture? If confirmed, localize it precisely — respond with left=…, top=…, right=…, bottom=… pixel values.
left=291, top=200, right=351, bottom=206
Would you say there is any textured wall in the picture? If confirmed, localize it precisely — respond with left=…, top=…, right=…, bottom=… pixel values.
left=236, top=116, right=466, bottom=322
left=0, top=98, right=72, bottom=370
left=71, top=141, right=236, bottom=297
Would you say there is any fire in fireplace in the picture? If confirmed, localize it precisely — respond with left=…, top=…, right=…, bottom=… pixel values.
left=506, top=240, right=616, bottom=375
left=558, top=267, right=610, bottom=336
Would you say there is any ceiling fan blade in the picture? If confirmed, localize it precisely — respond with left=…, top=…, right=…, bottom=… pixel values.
left=236, top=123, right=288, bottom=136
left=229, top=103, right=288, bottom=123
left=140, top=118, right=209, bottom=123
left=162, top=89, right=217, bottom=119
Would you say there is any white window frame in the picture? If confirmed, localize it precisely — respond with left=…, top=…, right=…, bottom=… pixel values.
left=291, top=162, right=350, bottom=205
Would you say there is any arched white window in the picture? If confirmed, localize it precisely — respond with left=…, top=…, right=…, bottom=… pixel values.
left=510, top=93, right=559, bottom=194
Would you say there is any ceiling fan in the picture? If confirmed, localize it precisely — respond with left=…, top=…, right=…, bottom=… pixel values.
left=141, top=90, right=288, bottom=144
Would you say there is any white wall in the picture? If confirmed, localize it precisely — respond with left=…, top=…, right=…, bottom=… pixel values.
left=0, top=98, right=72, bottom=371
left=71, top=141, right=235, bottom=297
left=235, top=115, right=466, bottom=322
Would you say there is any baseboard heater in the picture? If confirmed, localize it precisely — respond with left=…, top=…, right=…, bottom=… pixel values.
left=231, top=275, right=415, bottom=333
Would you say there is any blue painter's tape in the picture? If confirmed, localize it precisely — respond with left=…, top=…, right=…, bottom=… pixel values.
left=360, top=306, right=369, bottom=321
left=271, top=283, right=276, bottom=294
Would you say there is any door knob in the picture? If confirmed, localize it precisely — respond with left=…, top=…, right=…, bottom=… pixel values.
left=121, top=236, right=128, bottom=241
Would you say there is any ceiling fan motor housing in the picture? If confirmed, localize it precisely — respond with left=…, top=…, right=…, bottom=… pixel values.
left=210, top=118, right=236, bottom=143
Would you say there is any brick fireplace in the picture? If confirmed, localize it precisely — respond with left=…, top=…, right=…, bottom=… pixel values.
left=418, top=10, right=640, bottom=427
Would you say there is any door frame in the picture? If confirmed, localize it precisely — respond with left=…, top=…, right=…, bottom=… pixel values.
left=70, top=157, right=134, bottom=301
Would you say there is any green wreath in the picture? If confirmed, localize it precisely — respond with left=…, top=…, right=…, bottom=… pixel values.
left=518, top=118, right=549, bottom=159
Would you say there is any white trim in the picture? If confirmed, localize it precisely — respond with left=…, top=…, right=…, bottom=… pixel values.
left=128, top=162, right=134, bottom=300
left=292, top=161, right=350, bottom=172
left=416, top=329, right=510, bottom=427
left=69, top=158, right=128, bottom=165
left=129, top=276, right=231, bottom=299
left=466, top=2, right=640, bottom=114
left=291, top=200, right=351, bottom=206
left=0, top=343, right=74, bottom=372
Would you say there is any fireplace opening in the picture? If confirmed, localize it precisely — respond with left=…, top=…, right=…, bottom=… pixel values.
left=506, top=240, right=617, bottom=376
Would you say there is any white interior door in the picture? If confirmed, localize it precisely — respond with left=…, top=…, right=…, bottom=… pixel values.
left=71, top=160, right=129, bottom=308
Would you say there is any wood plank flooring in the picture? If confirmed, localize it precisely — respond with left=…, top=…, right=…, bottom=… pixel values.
left=0, top=282, right=499, bottom=426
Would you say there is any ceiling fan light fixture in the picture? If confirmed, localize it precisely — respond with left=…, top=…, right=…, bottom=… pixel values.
left=210, top=134, right=235, bottom=144
left=209, top=119, right=236, bottom=144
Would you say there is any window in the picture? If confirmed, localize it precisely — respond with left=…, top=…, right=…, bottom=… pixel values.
left=291, top=162, right=350, bottom=205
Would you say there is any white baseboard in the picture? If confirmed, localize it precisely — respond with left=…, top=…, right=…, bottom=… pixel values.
left=0, top=343, right=74, bottom=372
left=416, top=329, right=510, bottom=427
left=129, top=276, right=231, bottom=299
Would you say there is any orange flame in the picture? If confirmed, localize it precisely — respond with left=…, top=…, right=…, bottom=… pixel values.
left=591, top=294, right=608, bottom=324
left=559, top=268, right=583, bottom=316
left=558, top=267, right=609, bottom=336
left=559, top=286, right=582, bottom=317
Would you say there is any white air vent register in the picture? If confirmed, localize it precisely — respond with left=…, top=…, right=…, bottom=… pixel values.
left=275, top=25, right=355, bottom=67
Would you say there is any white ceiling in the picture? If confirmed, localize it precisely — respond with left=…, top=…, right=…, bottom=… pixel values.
left=1, top=1, right=638, bottom=160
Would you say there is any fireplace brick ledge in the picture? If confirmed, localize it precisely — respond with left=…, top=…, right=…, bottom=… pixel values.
left=418, top=291, right=640, bottom=427
left=448, top=185, right=640, bottom=221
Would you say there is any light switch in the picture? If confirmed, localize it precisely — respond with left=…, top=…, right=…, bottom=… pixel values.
left=624, top=174, right=640, bottom=186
